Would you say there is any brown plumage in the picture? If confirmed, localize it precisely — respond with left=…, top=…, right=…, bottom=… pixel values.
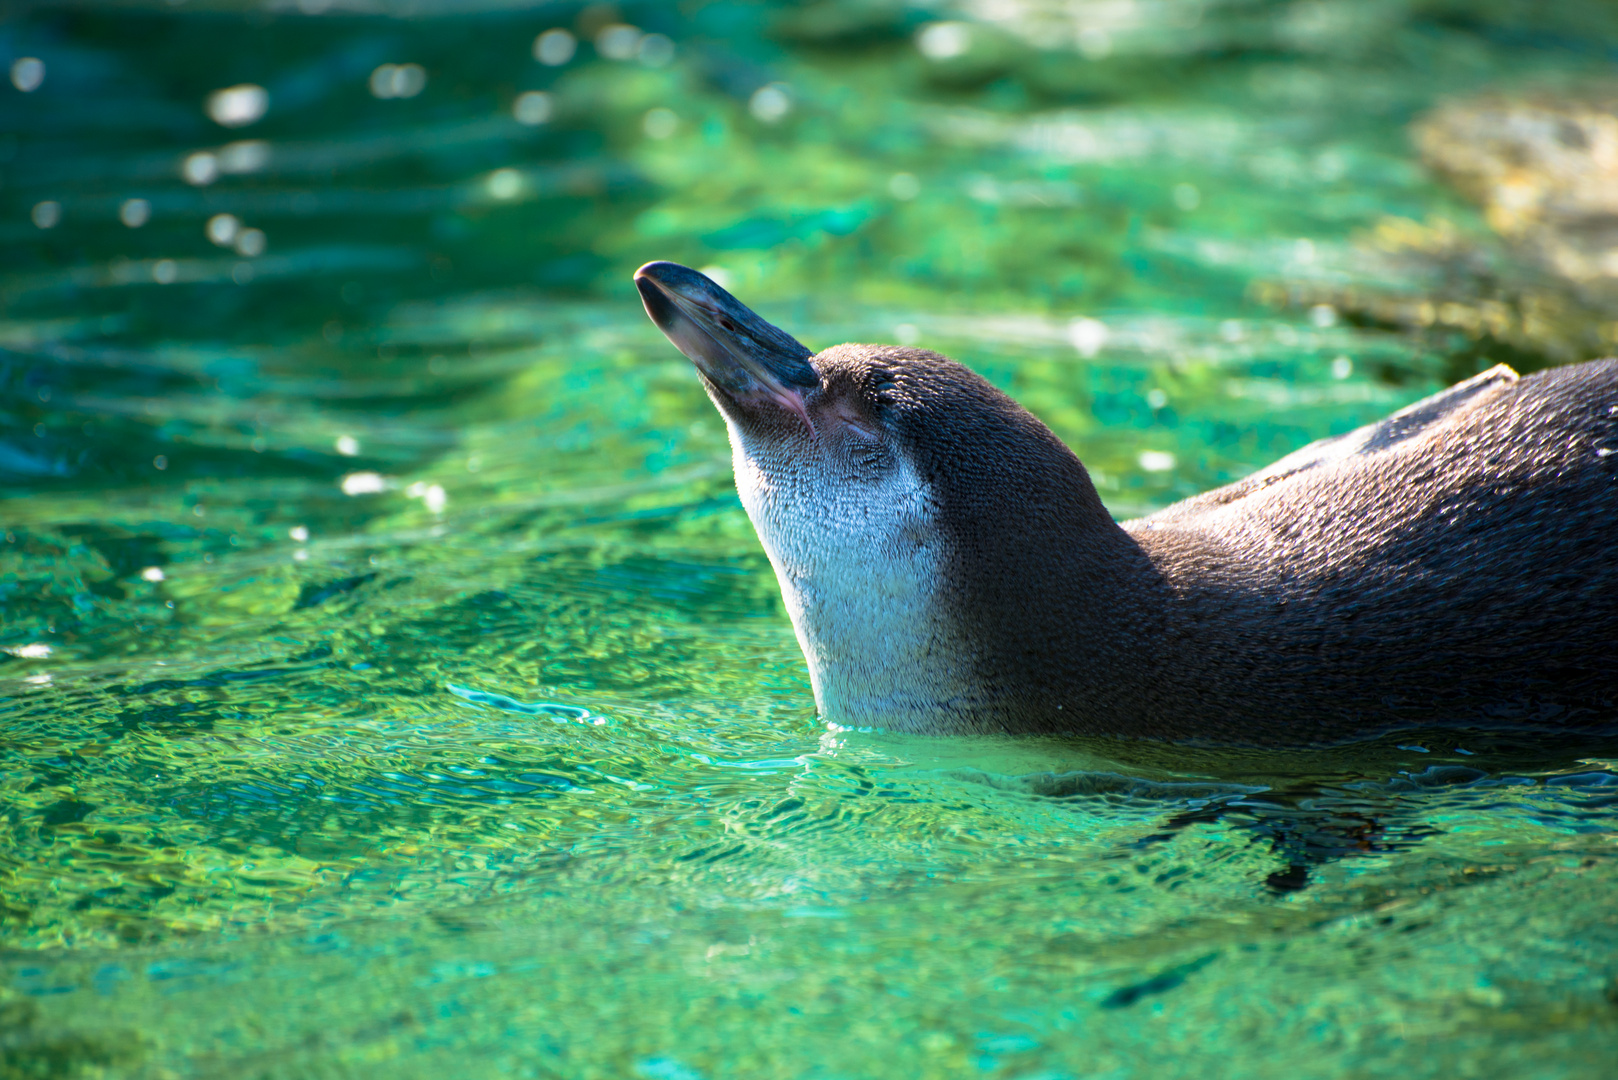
left=635, top=261, right=1618, bottom=747
left=874, top=348, right=1618, bottom=744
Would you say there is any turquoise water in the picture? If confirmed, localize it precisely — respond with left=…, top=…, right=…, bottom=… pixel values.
left=3, top=2, right=1617, bottom=1076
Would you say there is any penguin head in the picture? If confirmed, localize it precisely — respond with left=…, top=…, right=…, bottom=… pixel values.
left=636, top=262, right=973, bottom=724
left=634, top=259, right=1104, bottom=507
left=634, top=261, right=907, bottom=471
left=634, top=261, right=1118, bottom=731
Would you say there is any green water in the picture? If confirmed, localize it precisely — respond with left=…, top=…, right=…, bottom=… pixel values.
left=4, top=2, right=1618, bottom=1076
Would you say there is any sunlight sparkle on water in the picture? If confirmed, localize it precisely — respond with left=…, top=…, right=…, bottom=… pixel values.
left=595, top=25, right=643, bottom=61
left=643, top=107, right=679, bottom=139
left=637, top=34, right=676, bottom=67
left=533, top=28, right=576, bottom=66
left=182, top=152, right=218, bottom=185
left=205, top=84, right=268, bottom=128
left=697, top=265, right=734, bottom=291
left=513, top=91, right=553, bottom=125
left=235, top=228, right=266, bottom=257
left=119, top=198, right=151, bottom=228
left=341, top=472, right=388, bottom=495
left=486, top=168, right=523, bottom=200
left=3, top=644, right=52, bottom=659
left=207, top=214, right=240, bottom=246
left=917, top=22, right=973, bottom=60
left=10, top=57, right=44, bottom=92
left=217, top=140, right=270, bottom=175
left=749, top=84, right=791, bottom=123
left=370, top=63, right=427, bottom=99
left=406, top=481, right=448, bottom=513
left=1068, top=316, right=1108, bottom=357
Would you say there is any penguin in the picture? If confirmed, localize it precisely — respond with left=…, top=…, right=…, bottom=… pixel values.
left=634, top=261, right=1618, bottom=747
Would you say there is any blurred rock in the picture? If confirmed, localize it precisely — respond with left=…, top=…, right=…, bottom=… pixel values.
left=1259, top=88, right=1618, bottom=376
left=1416, top=90, right=1618, bottom=288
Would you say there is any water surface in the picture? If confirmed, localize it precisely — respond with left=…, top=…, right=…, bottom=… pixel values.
left=3, top=2, right=1616, bottom=1076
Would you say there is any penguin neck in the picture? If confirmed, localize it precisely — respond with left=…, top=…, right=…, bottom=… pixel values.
left=726, top=422, right=983, bottom=731
left=729, top=405, right=1165, bottom=736
left=934, top=459, right=1165, bottom=735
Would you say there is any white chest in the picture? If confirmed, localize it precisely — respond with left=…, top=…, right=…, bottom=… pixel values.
left=728, top=430, right=969, bottom=728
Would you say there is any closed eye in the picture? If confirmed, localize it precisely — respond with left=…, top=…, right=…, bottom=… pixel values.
left=842, top=416, right=880, bottom=441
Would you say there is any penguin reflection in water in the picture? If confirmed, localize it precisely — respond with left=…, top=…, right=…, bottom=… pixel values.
left=635, top=261, right=1618, bottom=750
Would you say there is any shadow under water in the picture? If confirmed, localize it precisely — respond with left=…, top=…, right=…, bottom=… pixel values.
left=969, top=729, right=1618, bottom=894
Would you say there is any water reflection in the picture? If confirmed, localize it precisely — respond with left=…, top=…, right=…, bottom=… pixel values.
left=117, top=197, right=150, bottom=227
left=512, top=89, right=552, bottom=125
left=10, top=56, right=44, bottom=93
left=28, top=199, right=59, bottom=228
left=205, top=83, right=269, bottom=128
left=533, top=27, right=577, bottom=67
left=369, top=62, right=427, bottom=100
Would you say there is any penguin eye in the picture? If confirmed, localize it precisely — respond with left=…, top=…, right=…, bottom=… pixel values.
left=873, top=380, right=897, bottom=399
left=840, top=413, right=881, bottom=441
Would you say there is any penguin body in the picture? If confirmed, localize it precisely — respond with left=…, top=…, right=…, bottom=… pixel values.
left=635, top=262, right=1618, bottom=746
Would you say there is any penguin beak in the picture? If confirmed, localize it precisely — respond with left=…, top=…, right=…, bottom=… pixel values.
left=634, top=261, right=820, bottom=428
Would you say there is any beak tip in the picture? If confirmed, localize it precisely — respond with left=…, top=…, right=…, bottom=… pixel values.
left=632, top=259, right=819, bottom=393
left=633, top=260, right=686, bottom=288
